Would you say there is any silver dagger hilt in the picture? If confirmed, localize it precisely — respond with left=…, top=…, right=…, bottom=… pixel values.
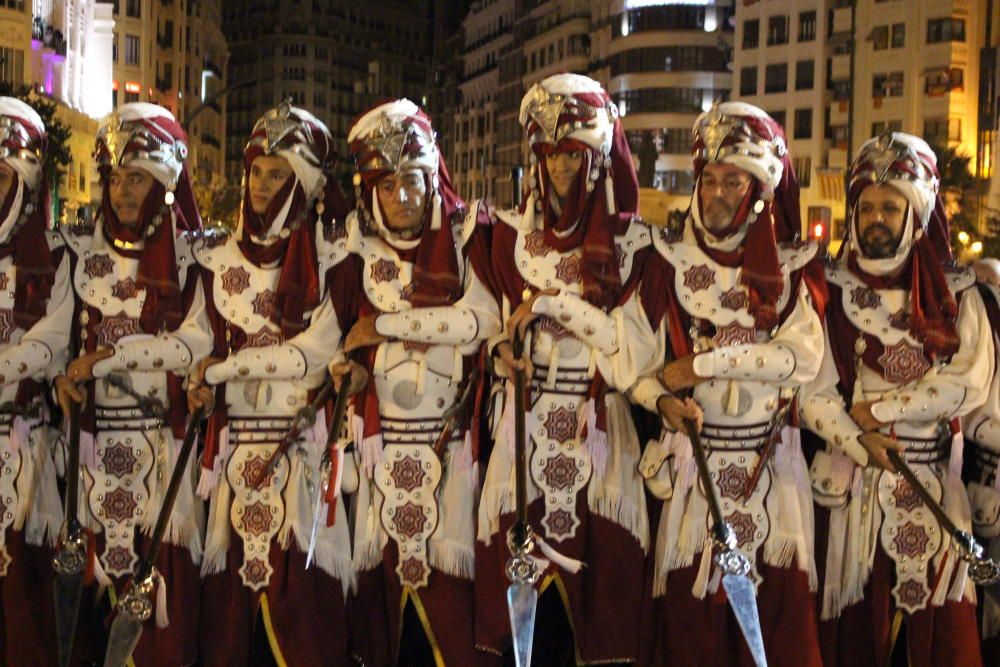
left=52, top=525, right=87, bottom=576
left=505, top=527, right=541, bottom=586
left=118, top=569, right=158, bottom=622
left=711, top=520, right=751, bottom=577
left=952, top=530, right=1000, bottom=584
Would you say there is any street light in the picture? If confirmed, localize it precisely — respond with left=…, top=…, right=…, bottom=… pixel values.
left=958, top=230, right=970, bottom=245
left=971, top=241, right=983, bottom=254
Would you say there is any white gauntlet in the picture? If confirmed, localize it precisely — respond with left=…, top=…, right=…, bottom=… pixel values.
left=532, top=292, right=620, bottom=355
left=800, top=393, right=868, bottom=466
left=870, top=381, right=967, bottom=424
left=204, top=344, right=307, bottom=385
left=0, top=339, right=52, bottom=385
left=376, top=307, right=481, bottom=346
left=693, top=343, right=797, bottom=383
left=92, top=334, right=193, bottom=378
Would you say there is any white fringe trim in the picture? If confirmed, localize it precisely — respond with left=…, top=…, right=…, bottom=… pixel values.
left=196, top=426, right=229, bottom=500
left=428, top=539, right=475, bottom=581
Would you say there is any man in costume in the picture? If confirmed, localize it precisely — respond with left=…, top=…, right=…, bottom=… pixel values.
left=475, top=73, right=655, bottom=665
left=801, top=131, right=993, bottom=667
left=963, top=271, right=1000, bottom=665
left=337, top=98, right=498, bottom=667
left=56, top=102, right=212, bottom=666
left=629, top=101, right=827, bottom=667
left=0, top=96, right=73, bottom=666
left=186, top=101, right=353, bottom=666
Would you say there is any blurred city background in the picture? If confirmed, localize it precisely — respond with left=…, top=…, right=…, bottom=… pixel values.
left=0, top=0, right=997, bottom=259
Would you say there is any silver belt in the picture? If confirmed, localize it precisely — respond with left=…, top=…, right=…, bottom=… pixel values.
left=380, top=416, right=446, bottom=447
left=95, top=405, right=164, bottom=431
left=229, top=415, right=294, bottom=446
left=701, top=421, right=771, bottom=451
left=968, top=440, right=998, bottom=486
left=530, top=364, right=590, bottom=395
left=896, top=435, right=948, bottom=465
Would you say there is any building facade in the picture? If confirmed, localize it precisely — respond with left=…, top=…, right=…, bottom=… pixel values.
left=222, top=0, right=432, bottom=184
left=735, top=0, right=991, bottom=241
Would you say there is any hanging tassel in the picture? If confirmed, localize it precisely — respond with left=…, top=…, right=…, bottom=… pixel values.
left=155, top=570, right=170, bottom=628
left=78, top=430, right=97, bottom=469
left=546, top=346, right=559, bottom=388
left=948, top=427, right=964, bottom=481
left=604, top=173, right=616, bottom=215
left=692, top=540, right=713, bottom=598
left=498, top=382, right=516, bottom=455
left=577, top=398, right=608, bottom=479
left=325, top=445, right=344, bottom=527
left=92, top=554, right=112, bottom=592
left=9, top=416, right=28, bottom=452
left=415, top=357, right=427, bottom=396
left=430, top=192, right=443, bottom=230
left=725, top=381, right=740, bottom=416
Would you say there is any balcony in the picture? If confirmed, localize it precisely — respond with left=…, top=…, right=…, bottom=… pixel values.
left=157, top=32, right=174, bottom=49
left=31, top=17, right=66, bottom=56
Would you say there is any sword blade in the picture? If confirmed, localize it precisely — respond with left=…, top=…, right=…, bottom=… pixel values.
left=305, top=479, right=324, bottom=569
left=506, top=581, right=538, bottom=667
left=102, top=612, right=144, bottom=667
left=53, top=571, right=84, bottom=667
left=722, top=573, right=769, bottom=667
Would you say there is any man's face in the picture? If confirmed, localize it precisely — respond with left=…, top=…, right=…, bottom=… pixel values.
left=248, top=155, right=293, bottom=215
left=545, top=150, right=584, bottom=201
left=377, top=168, right=427, bottom=233
left=0, top=163, right=14, bottom=204
left=698, top=163, right=753, bottom=234
left=857, top=184, right=907, bottom=259
left=108, top=166, right=156, bottom=228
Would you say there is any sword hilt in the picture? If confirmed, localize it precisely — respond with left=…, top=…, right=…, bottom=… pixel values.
left=52, top=522, right=87, bottom=575
left=886, top=449, right=1000, bottom=584
left=117, top=569, right=157, bottom=623
left=105, top=373, right=167, bottom=420
left=252, top=380, right=334, bottom=488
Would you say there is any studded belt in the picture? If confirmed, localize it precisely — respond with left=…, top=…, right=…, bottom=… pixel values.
left=701, top=421, right=771, bottom=451
left=95, top=405, right=164, bottom=431
left=530, top=364, right=590, bottom=395
left=228, top=415, right=294, bottom=446
left=895, top=435, right=948, bottom=465
left=380, top=416, right=447, bottom=447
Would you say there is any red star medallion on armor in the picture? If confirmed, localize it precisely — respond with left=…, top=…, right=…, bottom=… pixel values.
left=893, top=521, right=930, bottom=558
left=850, top=286, right=881, bottom=310
left=0, top=273, right=9, bottom=291
left=102, top=487, right=137, bottom=523
left=542, top=508, right=575, bottom=538
left=323, top=223, right=346, bottom=243
left=371, top=258, right=400, bottom=284
left=400, top=282, right=417, bottom=302
left=720, top=288, right=749, bottom=311
left=111, top=278, right=140, bottom=300
left=878, top=340, right=930, bottom=384
left=84, top=254, right=115, bottom=279
left=391, top=456, right=426, bottom=493
left=713, top=322, right=756, bottom=347
left=889, top=309, right=911, bottom=330
left=895, top=579, right=928, bottom=608
left=523, top=230, right=548, bottom=258
left=102, top=442, right=138, bottom=478
left=246, top=326, right=283, bottom=347
left=544, top=407, right=577, bottom=444
left=241, top=455, right=274, bottom=488
left=892, top=478, right=923, bottom=513
left=392, top=501, right=428, bottom=539
left=402, top=340, right=432, bottom=353
left=94, top=312, right=141, bottom=347
left=0, top=309, right=15, bottom=344
left=554, top=255, right=582, bottom=284
left=727, top=510, right=756, bottom=548
left=221, top=266, right=251, bottom=296
left=104, top=545, right=135, bottom=573
left=252, top=290, right=278, bottom=319
left=399, top=557, right=429, bottom=586
left=240, top=501, right=275, bottom=537
left=541, top=453, right=579, bottom=492
left=683, top=265, right=715, bottom=292
left=241, top=557, right=270, bottom=586
left=716, top=464, right=750, bottom=501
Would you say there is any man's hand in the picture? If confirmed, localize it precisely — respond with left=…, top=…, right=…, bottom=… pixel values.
left=55, top=375, right=86, bottom=417
left=660, top=355, right=704, bottom=393
left=329, top=360, right=369, bottom=396
left=657, top=395, right=704, bottom=434
left=850, top=400, right=886, bottom=433
left=187, top=384, right=215, bottom=415
left=191, top=356, right=224, bottom=386
left=66, top=347, right=115, bottom=383
left=859, top=432, right=904, bottom=471
left=344, top=315, right=388, bottom=353
left=507, top=288, right=558, bottom=343
left=495, top=341, right=533, bottom=387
